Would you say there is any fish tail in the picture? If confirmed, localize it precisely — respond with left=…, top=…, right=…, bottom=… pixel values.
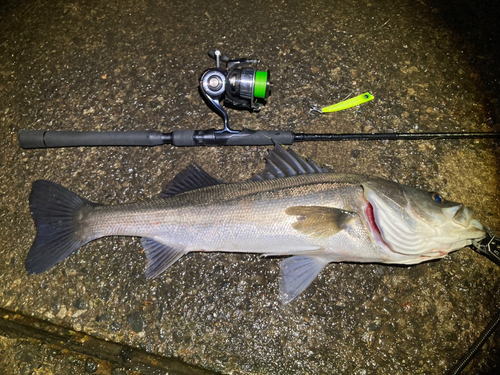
left=25, top=180, right=99, bottom=274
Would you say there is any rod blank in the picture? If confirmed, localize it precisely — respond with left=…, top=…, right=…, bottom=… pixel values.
left=294, top=132, right=500, bottom=142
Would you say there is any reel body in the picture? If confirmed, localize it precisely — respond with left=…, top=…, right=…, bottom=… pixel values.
left=199, top=50, right=270, bottom=132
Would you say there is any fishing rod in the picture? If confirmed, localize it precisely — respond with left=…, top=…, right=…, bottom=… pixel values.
left=18, top=50, right=500, bottom=148
left=17, top=129, right=500, bottom=148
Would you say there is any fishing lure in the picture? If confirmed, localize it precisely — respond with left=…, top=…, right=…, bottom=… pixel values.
left=310, top=92, right=374, bottom=114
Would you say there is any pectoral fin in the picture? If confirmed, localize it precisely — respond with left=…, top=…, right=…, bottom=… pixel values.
left=280, top=256, right=330, bottom=304
left=286, top=206, right=356, bottom=238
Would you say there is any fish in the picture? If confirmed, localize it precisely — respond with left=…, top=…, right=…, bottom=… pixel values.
left=25, top=145, right=486, bottom=303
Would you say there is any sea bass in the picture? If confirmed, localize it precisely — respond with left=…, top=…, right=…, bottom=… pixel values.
left=25, top=146, right=486, bottom=303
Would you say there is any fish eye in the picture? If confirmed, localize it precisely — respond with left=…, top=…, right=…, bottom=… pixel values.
left=430, top=192, right=443, bottom=204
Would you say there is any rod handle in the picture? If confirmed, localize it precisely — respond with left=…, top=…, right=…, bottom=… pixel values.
left=171, top=129, right=294, bottom=146
left=18, top=130, right=166, bottom=148
left=224, top=130, right=294, bottom=146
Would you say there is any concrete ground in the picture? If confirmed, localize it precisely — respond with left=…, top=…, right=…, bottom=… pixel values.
left=1, top=0, right=499, bottom=374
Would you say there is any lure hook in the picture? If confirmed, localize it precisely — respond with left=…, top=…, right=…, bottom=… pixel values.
left=309, top=105, right=323, bottom=115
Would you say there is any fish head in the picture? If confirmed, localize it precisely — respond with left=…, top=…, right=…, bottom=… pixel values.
left=361, top=178, right=485, bottom=262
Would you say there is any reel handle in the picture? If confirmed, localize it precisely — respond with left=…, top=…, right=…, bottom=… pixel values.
left=208, top=50, right=230, bottom=63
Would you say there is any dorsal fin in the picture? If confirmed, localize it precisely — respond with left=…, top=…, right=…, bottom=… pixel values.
left=160, top=165, right=224, bottom=198
left=249, top=145, right=330, bottom=182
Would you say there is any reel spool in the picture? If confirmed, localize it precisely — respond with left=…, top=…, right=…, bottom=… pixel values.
left=199, top=50, right=271, bottom=133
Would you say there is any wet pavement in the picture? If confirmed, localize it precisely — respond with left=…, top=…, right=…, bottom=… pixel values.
left=1, top=0, right=500, bottom=374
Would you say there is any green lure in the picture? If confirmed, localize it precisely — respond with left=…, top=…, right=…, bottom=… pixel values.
left=313, top=92, right=374, bottom=113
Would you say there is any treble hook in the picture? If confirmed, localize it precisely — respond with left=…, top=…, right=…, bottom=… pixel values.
left=309, top=105, right=323, bottom=115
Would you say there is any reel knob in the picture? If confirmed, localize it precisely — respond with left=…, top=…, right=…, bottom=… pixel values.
left=200, top=69, right=226, bottom=97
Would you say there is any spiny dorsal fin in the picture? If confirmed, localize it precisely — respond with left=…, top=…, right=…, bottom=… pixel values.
left=160, top=165, right=224, bottom=198
left=249, top=144, right=330, bottom=182
left=285, top=206, right=356, bottom=238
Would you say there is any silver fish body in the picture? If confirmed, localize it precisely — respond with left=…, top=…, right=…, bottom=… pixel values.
left=26, top=146, right=486, bottom=303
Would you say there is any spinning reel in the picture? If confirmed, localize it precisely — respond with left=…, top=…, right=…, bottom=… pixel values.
left=199, top=50, right=271, bottom=133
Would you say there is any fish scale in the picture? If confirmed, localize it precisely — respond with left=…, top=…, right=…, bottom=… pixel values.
left=82, top=176, right=365, bottom=250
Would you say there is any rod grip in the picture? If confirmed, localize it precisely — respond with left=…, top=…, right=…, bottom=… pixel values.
left=169, top=129, right=294, bottom=146
left=224, top=130, right=294, bottom=146
left=18, top=130, right=166, bottom=148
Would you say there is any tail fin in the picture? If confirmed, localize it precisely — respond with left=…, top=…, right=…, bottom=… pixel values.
left=25, top=180, right=99, bottom=274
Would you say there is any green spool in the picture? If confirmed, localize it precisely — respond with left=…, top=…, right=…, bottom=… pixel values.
left=253, top=71, right=269, bottom=99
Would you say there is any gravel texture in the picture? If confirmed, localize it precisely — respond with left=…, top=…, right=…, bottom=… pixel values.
left=1, top=0, right=499, bottom=374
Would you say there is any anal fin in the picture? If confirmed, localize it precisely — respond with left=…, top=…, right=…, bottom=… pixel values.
left=280, top=255, right=329, bottom=304
left=141, top=238, right=186, bottom=278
